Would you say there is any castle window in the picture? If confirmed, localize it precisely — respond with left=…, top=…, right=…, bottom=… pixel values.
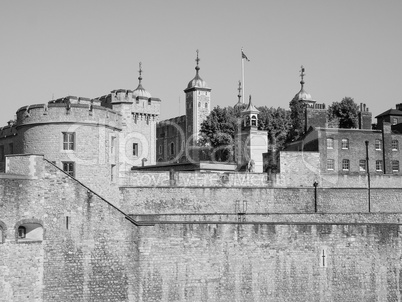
left=326, top=159, right=334, bottom=170
left=392, top=160, right=399, bottom=173
left=0, top=145, right=4, bottom=162
left=63, top=162, right=75, bottom=177
left=342, top=159, right=350, bottom=171
left=392, top=140, right=398, bottom=151
left=359, top=160, right=366, bottom=172
left=170, top=142, right=175, bottom=155
left=18, top=226, right=26, bottom=239
left=393, top=118, right=398, bottom=125
left=133, top=143, right=138, bottom=156
left=251, top=115, right=257, bottom=126
left=158, top=145, right=162, bottom=155
left=65, top=216, right=70, bottom=230
left=375, top=160, right=383, bottom=171
left=8, top=143, right=13, bottom=154
left=111, top=136, right=116, bottom=154
left=111, top=164, right=116, bottom=182
left=375, top=139, right=381, bottom=150
left=63, top=132, right=75, bottom=150
left=341, top=139, right=349, bottom=149
left=326, top=138, right=334, bottom=149
left=17, top=223, right=43, bottom=242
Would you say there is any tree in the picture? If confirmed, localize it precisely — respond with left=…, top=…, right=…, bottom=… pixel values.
left=198, top=106, right=240, bottom=162
left=257, top=106, right=291, bottom=151
left=327, top=97, right=359, bottom=128
left=288, top=97, right=306, bottom=142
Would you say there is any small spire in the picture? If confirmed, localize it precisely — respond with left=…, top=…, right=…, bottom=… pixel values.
left=237, top=81, right=242, bottom=102
left=138, top=62, right=143, bottom=84
left=195, top=49, right=200, bottom=74
left=300, top=65, right=305, bottom=87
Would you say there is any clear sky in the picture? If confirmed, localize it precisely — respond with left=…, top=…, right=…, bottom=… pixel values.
left=1, top=0, right=401, bottom=124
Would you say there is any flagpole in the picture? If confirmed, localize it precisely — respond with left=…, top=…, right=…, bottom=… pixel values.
left=241, top=49, right=245, bottom=104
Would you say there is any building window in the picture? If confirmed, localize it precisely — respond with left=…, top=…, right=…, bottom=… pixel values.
left=393, top=118, right=398, bottom=125
left=111, top=136, right=116, bottom=154
left=342, top=159, right=350, bottom=171
left=63, top=132, right=75, bottom=150
left=251, top=115, right=257, bottom=126
left=326, top=138, right=334, bottom=149
left=111, top=164, right=116, bottom=181
left=8, top=143, right=13, bottom=154
left=375, top=139, right=381, bottom=150
left=341, top=139, right=349, bottom=149
left=158, top=145, right=162, bottom=155
left=170, top=142, right=175, bottom=155
left=133, top=143, right=138, bottom=156
left=392, top=160, right=399, bottom=173
left=148, top=99, right=151, bottom=105
left=0, top=145, right=4, bottom=162
left=18, top=226, right=26, bottom=239
left=326, top=159, right=334, bottom=170
left=375, top=160, right=383, bottom=171
left=63, top=162, right=75, bottom=177
left=205, top=103, right=208, bottom=108
left=198, top=102, right=201, bottom=107
left=392, top=140, right=398, bottom=151
left=359, top=160, right=366, bottom=172
left=17, top=223, right=43, bottom=242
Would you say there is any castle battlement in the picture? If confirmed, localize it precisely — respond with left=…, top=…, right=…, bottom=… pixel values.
left=16, top=102, right=122, bottom=130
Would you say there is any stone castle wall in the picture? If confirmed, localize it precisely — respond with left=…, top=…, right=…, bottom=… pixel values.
left=0, top=156, right=137, bottom=302
left=2, top=155, right=402, bottom=301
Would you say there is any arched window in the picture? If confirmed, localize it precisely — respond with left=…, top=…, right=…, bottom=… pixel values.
left=16, top=221, right=44, bottom=243
left=251, top=115, right=257, bottom=126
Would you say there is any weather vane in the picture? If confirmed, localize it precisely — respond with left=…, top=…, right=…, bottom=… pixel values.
left=300, top=65, right=305, bottom=83
left=138, top=62, right=143, bottom=84
left=196, top=49, right=200, bottom=66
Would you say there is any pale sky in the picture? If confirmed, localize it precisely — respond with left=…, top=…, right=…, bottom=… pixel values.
left=1, top=0, right=401, bottom=124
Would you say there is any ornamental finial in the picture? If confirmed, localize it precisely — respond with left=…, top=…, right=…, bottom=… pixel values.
left=237, top=81, right=242, bottom=102
left=300, top=65, right=305, bottom=86
left=195, top=49, right=200, bottom=73
left=138, top=62, right=143, bottom=84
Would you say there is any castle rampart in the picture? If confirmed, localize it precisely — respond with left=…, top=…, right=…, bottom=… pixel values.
left=16, top=102, right=122, bottom=130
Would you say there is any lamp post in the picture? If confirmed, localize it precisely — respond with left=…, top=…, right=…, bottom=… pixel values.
left=313, top=180, right=318, bottom=213
left=365, top=141, right=371, bottom=212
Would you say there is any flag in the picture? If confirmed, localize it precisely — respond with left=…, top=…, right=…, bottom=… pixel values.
left=242, top=50, right=250, bottom=62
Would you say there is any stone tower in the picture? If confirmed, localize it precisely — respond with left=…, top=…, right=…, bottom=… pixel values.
left=183, top=50, right=211, bottom=160
left=235, top=96, right=268, bottom=172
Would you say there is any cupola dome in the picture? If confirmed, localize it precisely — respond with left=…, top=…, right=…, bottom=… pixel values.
left=186, top=50, right=209, bottom=90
